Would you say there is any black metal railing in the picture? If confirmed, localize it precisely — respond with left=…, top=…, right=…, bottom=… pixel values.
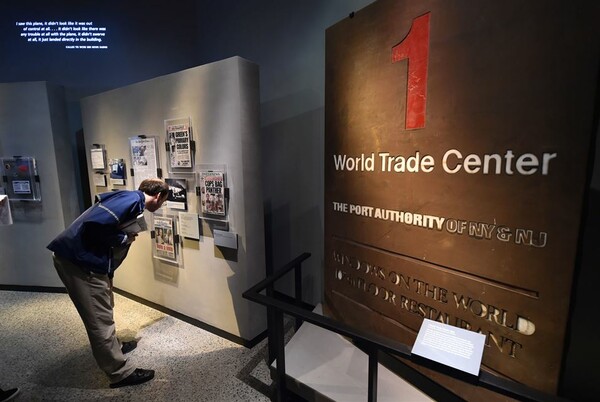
left=243, top=253, right=566, bottom=402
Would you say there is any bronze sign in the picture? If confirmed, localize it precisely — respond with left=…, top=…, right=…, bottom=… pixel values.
left=324, top=0, right=600, bottom=395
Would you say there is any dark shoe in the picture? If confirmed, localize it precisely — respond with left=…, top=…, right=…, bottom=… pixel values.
left=0, top=388, right=20, bottom=402
left=110, top=368, right=154, bottom=388
left=121, top=340, right=138, bottom=354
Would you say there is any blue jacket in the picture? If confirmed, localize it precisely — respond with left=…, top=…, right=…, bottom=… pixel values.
left=48, top=190, right=145, bottom=275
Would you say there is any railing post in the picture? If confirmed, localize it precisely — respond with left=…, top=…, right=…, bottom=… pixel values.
left=367, top=346, right=378, bottom=402
left=294, top=262, right=303, bottom=331
left=274, top=309, right=287, bottom=402
left=266, top=283, right=277, bottom=365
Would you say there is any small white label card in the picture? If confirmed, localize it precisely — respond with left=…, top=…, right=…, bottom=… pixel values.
left=178, top=212, right=200, bottom=240
left=411, top=318, right=486, bottom=376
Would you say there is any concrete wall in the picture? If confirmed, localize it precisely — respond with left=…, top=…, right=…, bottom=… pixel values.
left=0, top=81, right=78, bottom=286
left=80, top=57, right=266, bottom=341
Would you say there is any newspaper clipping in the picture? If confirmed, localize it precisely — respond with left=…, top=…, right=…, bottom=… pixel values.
left=200, top=171, right=225, bottom=216
left=153, top=215, right=176, bottom=262
left=167, top=123, right=192, bottom=168
left=130, top=136, right=159, bottom=190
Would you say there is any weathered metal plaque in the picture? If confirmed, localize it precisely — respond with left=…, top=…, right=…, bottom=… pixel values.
left=324, top=0, right=600, bottom=394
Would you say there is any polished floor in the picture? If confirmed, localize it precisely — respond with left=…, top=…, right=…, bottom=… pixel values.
left=0, top=290, right=273, bottom=401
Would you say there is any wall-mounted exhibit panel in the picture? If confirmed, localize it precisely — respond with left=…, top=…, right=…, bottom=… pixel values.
left=324, top=0, right=600, bottom=397
left=80, top=57, right=266, bottom=341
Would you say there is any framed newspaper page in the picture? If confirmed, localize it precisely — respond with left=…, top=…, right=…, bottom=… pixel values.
left=198, top=168, right=226, bottom=218
left=165, top=117, right=194, bottom=173
left=152, top=214, right=181, bottom=265
left=129, top=136, right=160, bottom=190
left=1, top=156, right=42, bottom=201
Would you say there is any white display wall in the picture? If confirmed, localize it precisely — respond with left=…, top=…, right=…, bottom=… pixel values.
left=80, top=57, right=266, bottom=341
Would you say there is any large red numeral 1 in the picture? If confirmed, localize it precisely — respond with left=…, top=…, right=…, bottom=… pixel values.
left=392, top=13, right=430, bottom=130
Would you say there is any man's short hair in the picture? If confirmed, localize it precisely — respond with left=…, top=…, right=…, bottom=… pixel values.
left=138, top=178, right=169, bottom=198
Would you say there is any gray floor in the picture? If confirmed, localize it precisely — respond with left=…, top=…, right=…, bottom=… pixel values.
left=0, top=290, right=273, bottom=402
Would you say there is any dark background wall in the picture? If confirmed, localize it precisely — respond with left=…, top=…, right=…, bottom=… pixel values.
left=1, top=1, right=598, bottom=399
left=0, top=0, right=374, bottom=303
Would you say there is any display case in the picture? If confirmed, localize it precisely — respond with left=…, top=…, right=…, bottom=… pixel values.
left=1, top=156, right=42, bottom=201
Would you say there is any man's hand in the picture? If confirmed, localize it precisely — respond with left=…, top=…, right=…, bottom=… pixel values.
left=125, top=232, right=138, bottom=244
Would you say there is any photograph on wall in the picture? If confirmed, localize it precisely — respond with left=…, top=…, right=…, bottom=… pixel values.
left=199, top=170, right=225, bottom=216
left=129, top=136, right=159, bottom=190
left=90, top=146, right=107, bottom=170
left=165, top=178, right=188, bottom=210
left=166, top=119, right=193, bottom=170
left=0, top=156, right=41, bottom=201
left=108, top=158, right=126, bottom=186
left=152, top=215, right=177, bottom=262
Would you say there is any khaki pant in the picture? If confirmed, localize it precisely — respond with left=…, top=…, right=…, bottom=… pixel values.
left=53, top=254, right=135, bottom=383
